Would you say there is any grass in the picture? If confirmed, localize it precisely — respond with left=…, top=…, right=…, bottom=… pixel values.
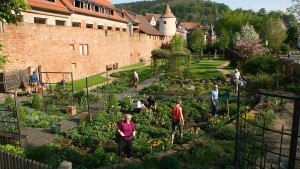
left=120, top=62, right=145, bottom=69
left=188, top=59, right=229, bottom=78
left=72, top=74, right=108, bottom=91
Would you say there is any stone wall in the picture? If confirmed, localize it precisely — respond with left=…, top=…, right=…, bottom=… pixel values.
left=0, top=23, right=165, bottom=82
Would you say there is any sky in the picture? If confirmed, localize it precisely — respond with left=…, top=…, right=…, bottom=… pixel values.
left=109, top=0, right=294, bottom=12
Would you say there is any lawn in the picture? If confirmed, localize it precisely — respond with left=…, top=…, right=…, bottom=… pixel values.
left=188, top=59, right=229, bottom=78
left=120, top=62, right=145, bottom=69
left=72, top=74, right=108, bottom=91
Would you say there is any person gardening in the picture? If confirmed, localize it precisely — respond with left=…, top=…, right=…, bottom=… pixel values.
left=171, top=100, right=184, bottom=144
left=211, top=84, right=219, bottom=116
left=117, top=114, right=136, bottom=158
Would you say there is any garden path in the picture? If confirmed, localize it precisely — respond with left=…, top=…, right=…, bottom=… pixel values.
left=20, top=61, right=163, bottom=149
left=216, top=61, right=231, bottom=75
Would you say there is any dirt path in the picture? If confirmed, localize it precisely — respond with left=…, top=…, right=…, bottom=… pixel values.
left=216, top=61, right=231, bottom=75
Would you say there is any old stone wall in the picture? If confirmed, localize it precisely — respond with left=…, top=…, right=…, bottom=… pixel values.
left=0, top=23, right=165, bottom=82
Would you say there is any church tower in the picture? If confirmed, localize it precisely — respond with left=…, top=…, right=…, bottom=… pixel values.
left=159, top=5, right=176, bottom=36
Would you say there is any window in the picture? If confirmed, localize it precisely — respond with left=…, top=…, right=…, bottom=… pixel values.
left=109, top=10, right=114, bottom=16
left=98, top=25, right=103, bottom=29
left=164, top=21, right=166, bottom=24
left=46, top=0, right=55, bottom=2
left=122, top=13, right=125, bottom=18
left=123, top=28, right=127, bottom=32
left=56, top=20, right=65, bottom=26
left=71, top=63, right=77, bottom=70
left=116, top=27, right=120, bottom=31
left=84, top=44, right=88, bottom=55
left=16, top=15, right=23, bottom=22
left=70, top=44, right=75, bottom=50
left=100, top=7, right=105, bottom=13
left=72, top=22, right=81, bottom=27
left=87, top=3, right=91, bottom=10
left=95, top=6, right=99, bottom=12
left=86, top=23, right=93, bottom=28
left=34, top=17, right=47, bottom=24
left=74, top=0, right=83, bottom=8
left=79, top=44, right=88, bottom=55
left=107, top=26, right=112, bottom=30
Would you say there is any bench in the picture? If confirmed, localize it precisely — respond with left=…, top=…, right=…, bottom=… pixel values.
left=106, top=64, right=114, bottom=71
left=140, top=58, right=146, bottom=62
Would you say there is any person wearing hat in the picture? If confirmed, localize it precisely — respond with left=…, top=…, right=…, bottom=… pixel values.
left=29, top=70, right=39, bottom=92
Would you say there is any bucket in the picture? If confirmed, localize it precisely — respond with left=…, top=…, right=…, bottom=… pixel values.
left=51, top=124, right=61, bottom=134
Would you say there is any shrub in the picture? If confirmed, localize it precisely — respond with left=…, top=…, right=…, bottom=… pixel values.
left=74, top=90, right=86, bottom=103
left=215, top=125, right=236, bottom=140
left=4, top=95, right=15, bottom=110
left=18, top=106, right=26, bottom=126
left=32, top=94, right=43, bottom=110
left=247, top=73, right=277, bottom=90
left=123, top=163, right=144, bottom=169
left=242, top=56, right=279, bottom=75
left=0, top=144, right=25, bottom=156
left=280, top=44, right=290, bottom=54
left=216, top=74, right=226, bottom=81
left=159, top=155, right=180, bottom=169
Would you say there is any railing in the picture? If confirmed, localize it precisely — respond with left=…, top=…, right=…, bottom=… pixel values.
left=0, top=150, right=54, bottom=169
left=235, top=87, right=300, bottom=169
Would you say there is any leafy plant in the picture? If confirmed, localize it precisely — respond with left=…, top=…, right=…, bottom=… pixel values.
left=123, top=163, right=144, bottom=169
left=4, top=95, right=15, bottom=110
left=0, top=144, right=25, bottom=156
left=159, top=155, right=180, bottom=169
left=32, top=93, right=43, bottom=110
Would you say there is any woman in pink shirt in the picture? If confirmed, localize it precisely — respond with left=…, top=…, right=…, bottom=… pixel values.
left=117, top=114, right=136, bottom=158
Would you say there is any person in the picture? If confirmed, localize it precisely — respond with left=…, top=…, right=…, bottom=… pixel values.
left=211, top=84, right=219, bottom=116
left=117, top=114, right=136, bottom=158
left=147, top=95, right=156, bottom=110
left=130, top=70, right=139, bottom=88
left=29, top=70, right=39, bottom=92
left=287, top=51, right=291, bottom=60
left=133, top=99, right=147, bottom=113
left=232, top=69, right=241, bottom=93
left=22, top=81, right=31, bottom=96
left=171, top=100, right=184, bottom=144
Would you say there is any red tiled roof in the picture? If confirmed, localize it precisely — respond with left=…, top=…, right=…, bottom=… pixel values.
left=27, top=0, right=71, bottom=13
left=94, top=0, right=114, bottom=8
left=181, top=22, right=201, bottom=30
left=122, top=9, right=140, bottom=24
left=61, top=0, right=128, bottom=23
left=137, top=15, right=162, bottom=36
left=143, top=15, right=154, bottom=23
left=145, top=13, right=161, bottom=21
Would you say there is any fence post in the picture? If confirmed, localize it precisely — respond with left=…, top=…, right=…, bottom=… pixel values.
left=71, top=73, right=74, bottom=106
left=288, top=98, right=300, bottom=169
left=234, top=85, right=241, bottom=168
left=86, top=77, right=89, bottom=114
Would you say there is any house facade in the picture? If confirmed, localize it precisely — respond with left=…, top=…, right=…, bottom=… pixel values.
left=0, top=0, right=172, bottom=81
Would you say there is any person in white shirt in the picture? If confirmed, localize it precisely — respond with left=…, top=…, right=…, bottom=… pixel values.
left=233, top=69, right=241, bottom=92
left=130, top=70, right=139, bottom=88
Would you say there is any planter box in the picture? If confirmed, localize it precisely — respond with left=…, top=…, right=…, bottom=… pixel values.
left=66, top=106, right=76, bottom=116
left=80, top=112, right=91, bottom=122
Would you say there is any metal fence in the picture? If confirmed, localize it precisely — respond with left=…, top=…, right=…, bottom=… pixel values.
left=0, top=69, right=29, bottom=92
left=235, top=87, right=300, bottom=169
left=0, top=150, right=53, bottom=169
left=0, top=91, right=23, bottom=147
left=40, top=72, right=74, bottom=108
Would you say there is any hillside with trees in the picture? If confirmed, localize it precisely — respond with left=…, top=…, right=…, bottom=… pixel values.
left=115, top=0, right=230, bottom=24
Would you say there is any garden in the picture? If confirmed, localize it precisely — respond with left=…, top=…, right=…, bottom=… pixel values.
left=1, top=15, right=299, bottom=168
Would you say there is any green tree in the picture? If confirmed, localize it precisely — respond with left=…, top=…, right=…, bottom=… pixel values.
left=260, top=17, right=287, bottom=53
left=218, top=29, right=230, bottom=57
left=170, top=34, right=186, bottom=51
left=0, top=43, right=8, bottom=70
left=0, top=0, right=30, bottom=24
left=190, top=28, right=205, bottom=59
left=288, top=0, right=300, bottom=18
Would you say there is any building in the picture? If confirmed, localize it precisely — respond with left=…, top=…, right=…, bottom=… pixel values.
left=159, top=5, right=177, bottom=36
left=0, top=0, right=173, bottom=82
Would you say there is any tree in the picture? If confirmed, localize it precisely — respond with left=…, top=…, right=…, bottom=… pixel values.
left=189, top=28, right=205, bottom=59
left=260, top=17, right=287, bottom=53
left=0, top=0, right=30, bottom=24
left=0, top=43, right=7, bottom=70
left=233, top=23, right=267, bottom=63
left=217, top=29, right=230, bottom=57
left=170, top=34, right=186, bottom=51
left=288, top=0, right=300, bottom=19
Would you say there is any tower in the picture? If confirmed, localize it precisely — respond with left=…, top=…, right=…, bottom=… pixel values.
left=159, top=5, right=176, bottom=36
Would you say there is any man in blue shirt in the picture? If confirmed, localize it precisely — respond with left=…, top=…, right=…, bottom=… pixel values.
left=211, top=84, right=219, bottom=116
left=29, top=71, right=39, bottom=92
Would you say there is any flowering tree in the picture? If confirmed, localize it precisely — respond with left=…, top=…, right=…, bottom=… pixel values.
left=233, top=23, right=268, bottom=62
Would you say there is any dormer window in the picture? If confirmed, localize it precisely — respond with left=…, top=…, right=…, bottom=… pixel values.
left=122, top=13, right=125, bottom=18
left=100, top=7, right=105, bottom=13
left=95, top=6, right=99, bottom=12
left=74, top=0, right=84, bottom=8
left=87, top=3, right=91, bottom=10
left=109, top=10, right=114, bottom=16
left=46, top=0, right=55, bottom=2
